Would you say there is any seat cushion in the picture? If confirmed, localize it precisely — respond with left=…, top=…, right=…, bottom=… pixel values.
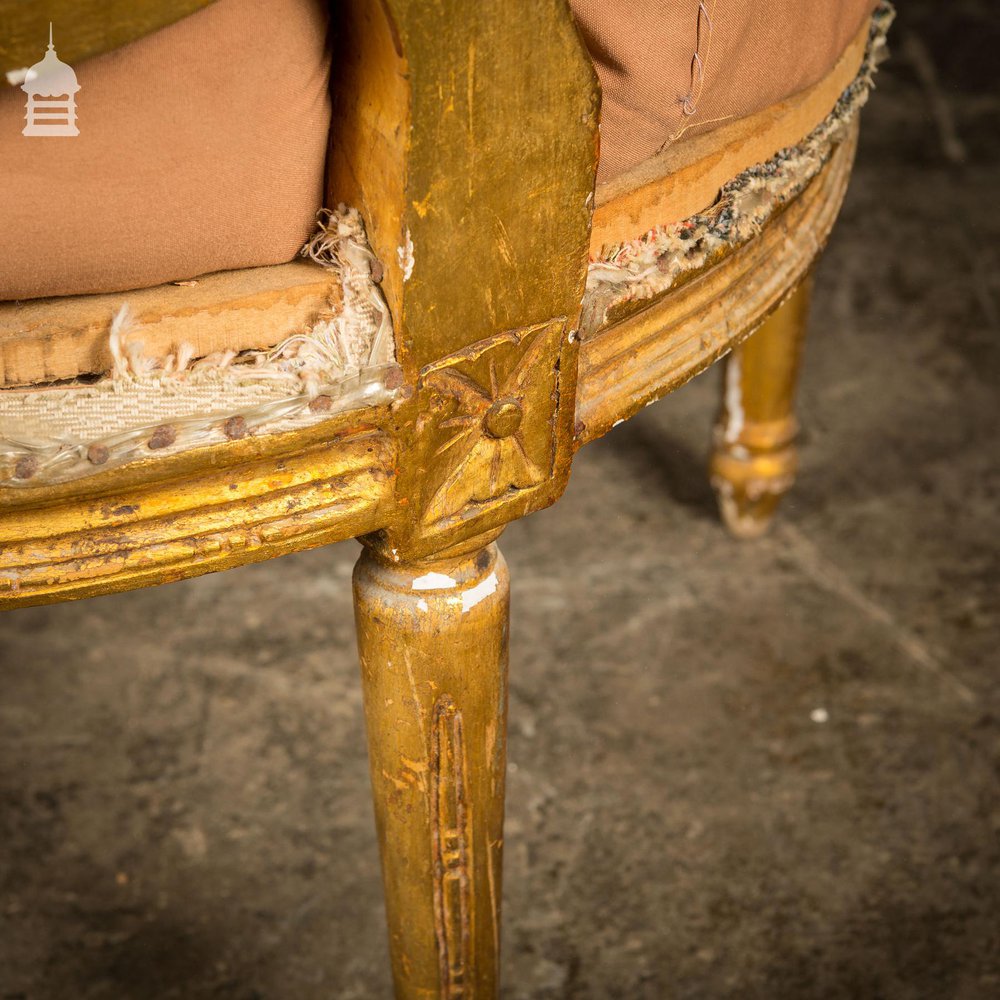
left=0, top=207, right=398, bottom=488
left=572, top=0, right=879, bottom=184
left=0, top=0, right=330, bottom=301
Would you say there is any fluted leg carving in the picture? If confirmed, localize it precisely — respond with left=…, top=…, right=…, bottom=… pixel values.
left=353, top=537, right=509, bottom=999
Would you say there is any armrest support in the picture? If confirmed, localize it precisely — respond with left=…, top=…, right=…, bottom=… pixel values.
left=327, top=0, right=599, bottom=370
left=327, top=0, right=600, bottom=558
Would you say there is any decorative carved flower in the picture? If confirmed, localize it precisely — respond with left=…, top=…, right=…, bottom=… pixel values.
left=420, top=326, right=556, bottom=520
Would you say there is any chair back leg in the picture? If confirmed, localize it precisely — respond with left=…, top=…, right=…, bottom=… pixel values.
left=710, top=276, right=814, bottom=538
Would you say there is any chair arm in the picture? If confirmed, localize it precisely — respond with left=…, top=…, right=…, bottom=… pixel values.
left=327, top=0, right=600, bottom=557
left=328, top=0, right=599, bottom=369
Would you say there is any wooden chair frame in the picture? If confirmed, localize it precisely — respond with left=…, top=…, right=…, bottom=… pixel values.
left=0, top=1, right=869, bottom=995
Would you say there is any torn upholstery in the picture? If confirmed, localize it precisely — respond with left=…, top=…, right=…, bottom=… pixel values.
left=572, top=0, right=880, bottom=184
left=581, top=3, right=893, bottom=334
left=0, top=209, right=397, bottom=487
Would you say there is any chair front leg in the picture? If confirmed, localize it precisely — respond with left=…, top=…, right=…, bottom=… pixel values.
left=353, top=536, right=509, bottom=1000
left=710, top=277, right=813, bottom=538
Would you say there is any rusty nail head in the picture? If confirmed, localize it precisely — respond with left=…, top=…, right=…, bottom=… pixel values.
left=13, top=454, right=38, bottom=480
left=148, top=424, right=177, bottom=450
left=223, top=416, right=249, bottom=440
left=87, top=443, right=110, bottom=465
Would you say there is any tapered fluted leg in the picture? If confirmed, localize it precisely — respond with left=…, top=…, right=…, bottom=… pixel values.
left=710, top=278, right=813, bottom=538
left=353, top=538, right=509, bottom=999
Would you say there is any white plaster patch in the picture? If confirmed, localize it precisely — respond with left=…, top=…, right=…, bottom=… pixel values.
left=397, top=229, right=415, bottom=282
left=461, top=571, right=498, bottom=613
left=723, top=352, right=744, bottom=443
left=5, top=67, right=30, bottom=86
left=412, top=571, right=457, bottom=591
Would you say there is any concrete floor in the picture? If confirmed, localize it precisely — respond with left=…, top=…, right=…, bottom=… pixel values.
left=2, top=4, right=998, bottom=998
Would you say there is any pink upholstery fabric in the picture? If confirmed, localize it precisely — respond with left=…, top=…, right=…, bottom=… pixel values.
left=0, top=0, right=330, bottom=301
left=0, top=0, right=877, bottom=301
left=571, top=0, right=879, bottom=183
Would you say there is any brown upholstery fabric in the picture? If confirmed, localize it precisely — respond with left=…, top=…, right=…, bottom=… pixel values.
left=571, top=0, right=879, bottom=184
left=0, top=0, right=330, bottom=301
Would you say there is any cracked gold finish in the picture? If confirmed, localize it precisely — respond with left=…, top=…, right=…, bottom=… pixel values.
left=326, top=0, right=598, bottom=567
left=354, top=539, right=508, bottom=1000
left=420, top=326, right=553, bottom=511
left=430, top=693, right=473, bottom=997
left=298, top=319, right=573, bottom=569
left=575, top=123, right=857, bottom=446
left=0, top=412, right=395, bottom=609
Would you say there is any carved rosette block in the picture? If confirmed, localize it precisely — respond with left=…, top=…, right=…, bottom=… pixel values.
left=353, top=540, right=509, bottom=999
left=386, top=319, right=570, bottom=560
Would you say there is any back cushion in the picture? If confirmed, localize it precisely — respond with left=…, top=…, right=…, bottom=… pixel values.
left=571, top=0, right=878, bottom=183
left=0, top=0, right=330, bottom=300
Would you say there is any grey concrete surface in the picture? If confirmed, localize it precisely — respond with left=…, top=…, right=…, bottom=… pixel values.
left=2, top=3, right=998, bottom=997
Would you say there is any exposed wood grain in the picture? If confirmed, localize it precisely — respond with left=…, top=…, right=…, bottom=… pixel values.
left=0, top=8, right=879, bottom=999
left=326, top=0, right=410, bottom=330
left=0, top=0, right=601, bottom=615
left=0, top=261, right=342, bottom=387
left=328, top=0, right=598, bottom=562
left=329, top=0, right=598, bottom=372
left=589, top=19, right=868, bottom=255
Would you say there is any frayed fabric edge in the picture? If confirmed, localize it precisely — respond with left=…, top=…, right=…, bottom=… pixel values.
left=581, top=1, right=895, bottom=336
left=0, top=206, right=399, bottom=488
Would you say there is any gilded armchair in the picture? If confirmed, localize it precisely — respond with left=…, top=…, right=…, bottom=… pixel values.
left=0, top=0, right=889, bottom=995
